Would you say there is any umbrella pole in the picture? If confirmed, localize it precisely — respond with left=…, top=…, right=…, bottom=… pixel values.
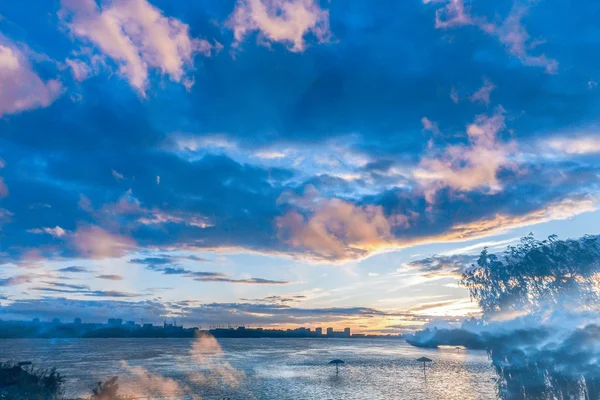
left=336, top=364, right=339, bottom=375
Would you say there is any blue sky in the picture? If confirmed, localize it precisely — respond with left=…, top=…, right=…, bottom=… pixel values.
left=0, top=0, right=599, bottom=333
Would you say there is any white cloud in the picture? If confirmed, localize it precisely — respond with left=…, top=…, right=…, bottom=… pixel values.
left=546, top=137, right=600, bottom=155
left=112, top=169, right=125, bottom=180
left=60, top=0, right=217, bottom=93
left=27, top=226, right=68, bottom=238
left=414, top=109, right=516, bottom=203
left=0, top=39, right=62, bottom=117
left=229, top=0, right=330, bottom=52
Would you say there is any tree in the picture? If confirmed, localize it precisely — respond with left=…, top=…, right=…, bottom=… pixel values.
left=461, top=234, right=600, bottom=320
left=461, top=234, right=600, bottom=400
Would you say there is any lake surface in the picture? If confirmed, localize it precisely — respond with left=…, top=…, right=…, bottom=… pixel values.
left=1, top=338, right=498, bottom=399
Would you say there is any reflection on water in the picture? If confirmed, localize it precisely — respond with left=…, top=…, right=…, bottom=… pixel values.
left=0, top=338, right=497, bottom=399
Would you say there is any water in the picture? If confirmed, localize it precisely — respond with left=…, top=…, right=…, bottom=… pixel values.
left=0, top=338, right=498, bottom=399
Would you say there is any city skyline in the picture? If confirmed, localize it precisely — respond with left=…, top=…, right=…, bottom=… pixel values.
left=1, top=316, right=383, bottom=339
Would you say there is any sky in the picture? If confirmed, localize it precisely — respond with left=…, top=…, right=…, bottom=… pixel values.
left=0, top=0, right=599, bottom=334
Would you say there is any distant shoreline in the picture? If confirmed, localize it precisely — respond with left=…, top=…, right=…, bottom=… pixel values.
left=0, top=320, right=403, bottom=340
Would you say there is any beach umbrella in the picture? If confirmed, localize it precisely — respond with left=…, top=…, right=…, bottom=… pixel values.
left=416, top=357, right=432, bottom=374
left=329, top=359, right=345, bottom=375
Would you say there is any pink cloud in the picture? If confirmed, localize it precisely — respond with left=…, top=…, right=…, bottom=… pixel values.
left=493, top=4, right=558, bottom=74
left=427, top=1, right=558, bottom=73
left=229, top=0, right=330, bottom=52
left=71, top=225, right=136, bottom=259
left=60, top=0, right=217, bottom=93
left=414, top=109, right=517, bottom=203
left=470, top=78, right=495, bottom=105
left=421, top=117, right=440, bottom=135
left=0, top=39, right=62, bottom=118
left=0, top=177, right=8, bottom=198
left=433, top=0, right=472, bottom=29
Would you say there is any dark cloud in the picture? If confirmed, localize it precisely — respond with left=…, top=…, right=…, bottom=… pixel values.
left=58, top=266, right=90, bottom=273
left=33, top=287, right=142, bottom=298
left=41, top=282, right=90, bottom=291
left=404, top=254, right=475, bottom=278
left=138, top=260, right=290, bottom=285
left=239, top=295, right=307, bottom=305
left=96, top=275, right=124, bottom=281
left=31, top=281, right=141, bottom=298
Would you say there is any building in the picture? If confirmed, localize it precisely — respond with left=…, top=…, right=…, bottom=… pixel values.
left=74, top=318, right=82, bottom=325
left=344, top=328, right=351, bottom=337
left=326, top=327, right=334, bottom=336
left=315, top=327, right=323, bottom=336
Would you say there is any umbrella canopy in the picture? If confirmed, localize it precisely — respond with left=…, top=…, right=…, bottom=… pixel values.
left=417, top=357, right=433, bottom=375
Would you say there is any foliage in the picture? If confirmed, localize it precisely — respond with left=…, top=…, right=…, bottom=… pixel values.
left=460, top=234, right=600, bottom=400
left=0, top=362, right=64, bottom=400
left=461, top=234, right=600, bottom=320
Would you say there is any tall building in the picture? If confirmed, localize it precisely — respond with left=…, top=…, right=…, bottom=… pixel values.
left=344, top=327, right=351, bottom=337
left=74, top=318, right=82, bottom=325
left=315, top=327, right=322, bottom=336
left=326, top=327, right=333, bottom=336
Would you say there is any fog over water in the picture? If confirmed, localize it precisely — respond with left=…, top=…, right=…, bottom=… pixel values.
left=1, top=338, right=496, bottom=399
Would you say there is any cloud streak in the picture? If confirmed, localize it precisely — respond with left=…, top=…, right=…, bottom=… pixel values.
left=133, top=258, right=289, bottom=285
left=427, top=0, right=558, bottom=73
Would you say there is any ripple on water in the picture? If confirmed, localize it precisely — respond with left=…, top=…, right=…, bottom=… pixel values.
left=0, top=338, right=498, bottom=399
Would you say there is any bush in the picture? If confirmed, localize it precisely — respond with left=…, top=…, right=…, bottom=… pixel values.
left=0, top=362, right=64, bottom=400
